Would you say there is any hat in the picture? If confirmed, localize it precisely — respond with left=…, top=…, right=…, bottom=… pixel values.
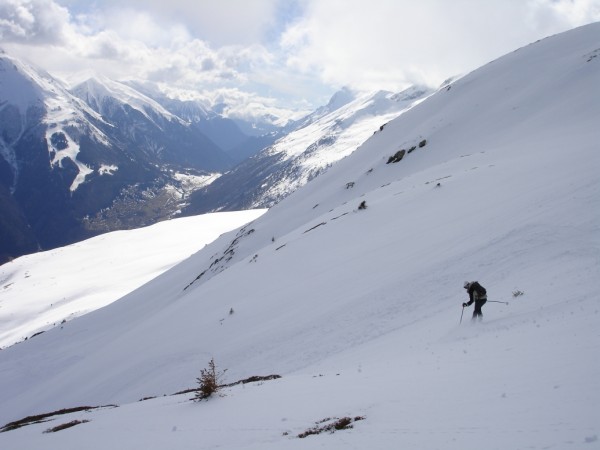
left=464, top=281, right=471, bottom=289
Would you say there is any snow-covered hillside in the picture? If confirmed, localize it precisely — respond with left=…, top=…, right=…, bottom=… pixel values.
left=0, top=210, right=265, bottom=349
left=0, top=23, right=599, bottom=450
left=184, top=85, right=432, bottom=214
left=257, top=86, right=432, bottom=205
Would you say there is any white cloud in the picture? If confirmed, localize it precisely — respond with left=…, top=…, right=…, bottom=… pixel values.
left=1, top=1, right=278, bottom=93
left=542, top=0, right=600, bottom=24
left=58, top=0, right=282, bottom=46
left=0, top=0, right=72, bottom=44
left=203, top=87, right=309, bottom=123
left=2, top=0, right=599, bottom=115
left=281, top=0, right=600, bottom=91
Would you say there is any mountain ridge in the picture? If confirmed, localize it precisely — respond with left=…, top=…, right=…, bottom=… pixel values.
left=183, top=84, right=433, bottom=214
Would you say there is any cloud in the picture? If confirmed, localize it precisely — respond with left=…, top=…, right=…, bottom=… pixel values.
left=0, top=0, right=72, bottom=44
left=198, top=87, right=310, bottom=123
left=60, top=0, right=283, bottom=46
left=1, top=1, right=278, bottom=91
left=107, top=11, right=184, bottom=47
left=281, top=0, right=600, bottom=91
left=543, top=0, right=600, bottom=24
left=2, top=0, right=599, bottom=115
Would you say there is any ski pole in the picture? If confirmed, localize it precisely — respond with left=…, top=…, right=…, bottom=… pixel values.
left=487, top=300, right=509, bottom=305
left=460, top=305, right=465, bottom=324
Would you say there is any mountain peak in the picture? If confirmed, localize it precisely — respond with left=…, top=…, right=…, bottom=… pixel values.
left=326, top=86, right=356, bottom=111
left=71, top=76, right=180, bottom=124
left=0, top=53, right=45, bottom=111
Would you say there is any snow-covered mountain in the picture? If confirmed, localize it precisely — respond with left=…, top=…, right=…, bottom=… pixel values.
left=70, top=76, right=233, bottom=169
left=0, top=53, right=111, bottom=193
left=0, top=53, right=114, bottom=261
left=183, top=84, right=433, bottom=214
left=1, top=53, right=421, bottom=264
left=72, top=76, right=180, bottom=124
left=1, top=23, right=599, bottom=450
left=122, top=80, right=275, bottom=164
left=0, top=54, right=237, bottom=263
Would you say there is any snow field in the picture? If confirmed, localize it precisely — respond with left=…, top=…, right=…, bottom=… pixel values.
left=0, top=210, right=266, bottom=349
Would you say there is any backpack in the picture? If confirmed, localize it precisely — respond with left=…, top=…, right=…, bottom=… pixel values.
left=473, top=282, right=486, bottom=296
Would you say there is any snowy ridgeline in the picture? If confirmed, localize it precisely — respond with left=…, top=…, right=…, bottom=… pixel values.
left=0, top=23, right=599, bottom=450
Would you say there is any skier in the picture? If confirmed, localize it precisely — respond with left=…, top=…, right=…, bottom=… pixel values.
left=462, top=281, right=487, bottom=321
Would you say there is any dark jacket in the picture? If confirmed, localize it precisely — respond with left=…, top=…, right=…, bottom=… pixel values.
left=466, top=281, right=487, bottom=306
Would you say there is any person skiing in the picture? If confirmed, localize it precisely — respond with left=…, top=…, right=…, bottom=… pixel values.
left=462, top=281, right=487, bottom=321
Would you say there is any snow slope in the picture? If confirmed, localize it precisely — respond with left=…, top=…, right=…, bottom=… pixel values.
left=0, top=23, right=599, bottom=450
left=257, top=86, right=432, bottom=204
left=0, top=210, right=265, bottom=349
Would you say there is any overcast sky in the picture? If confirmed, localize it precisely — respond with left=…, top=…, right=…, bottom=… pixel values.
left=1, top=0, right=599, bottom=118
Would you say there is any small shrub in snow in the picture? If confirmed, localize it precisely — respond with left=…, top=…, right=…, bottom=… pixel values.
left=512, top=290, right=525, bottom=298
left=419, top=139, right=427, bottom=148
left=194, top=358, right=227, bottom=401
left=358, top=200, right=367, bottom=210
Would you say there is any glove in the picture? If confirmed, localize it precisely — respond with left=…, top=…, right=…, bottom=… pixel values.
left=462, top=303, right=468, bottom=307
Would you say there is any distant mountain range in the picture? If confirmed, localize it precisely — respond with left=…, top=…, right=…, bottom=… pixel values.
left=0, top=53, right=277, bottom=263
left=183, top=85, right=433, bottom=214
left=0, top=51, right=431, bottom=263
